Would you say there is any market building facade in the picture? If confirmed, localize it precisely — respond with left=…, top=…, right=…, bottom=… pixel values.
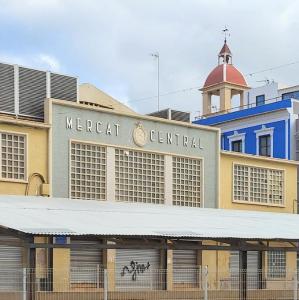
left=0, top=60, right=298, bottom=298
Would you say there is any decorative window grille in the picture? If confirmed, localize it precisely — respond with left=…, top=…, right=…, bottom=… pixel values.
left=70, top=142, right=106, bottom=200
left=1, top=132, right=26, bottom=180
left=267, top=251, right=286, bottom=278
left=173, top=156, right=201, bottom=207
left=115, top=148, right=165, bottom=204
left=233, top=164, right=284, bottom=205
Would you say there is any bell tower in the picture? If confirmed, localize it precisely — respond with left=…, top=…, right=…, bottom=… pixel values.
left=201, top=35, right=249, bottom=116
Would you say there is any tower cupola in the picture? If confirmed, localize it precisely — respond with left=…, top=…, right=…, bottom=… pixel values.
left=200, top=38, right=250, bottom=116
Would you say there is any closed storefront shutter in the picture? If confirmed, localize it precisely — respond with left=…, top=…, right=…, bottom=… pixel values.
left=173, top=250, right=198, bottom=284
left=70, top=239, right=103, bottom=284
left=0, top=235, right=23, bottom=291
left=115, top=249, right=161, bottom=289
left=229, top=251, right=259, bottom=289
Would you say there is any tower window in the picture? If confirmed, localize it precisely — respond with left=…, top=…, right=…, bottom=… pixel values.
left=259, top=135, right=271, bottom=157
left=231, top=140, right=243, bottom=153
left=256, top=94, right=265, bottom=106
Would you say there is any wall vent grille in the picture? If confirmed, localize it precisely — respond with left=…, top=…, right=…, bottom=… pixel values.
left=50, top=73, right=77, bottom=101
left=0, top=63, right=14, bottom=114
left=19, top=67, right=47, bottom=119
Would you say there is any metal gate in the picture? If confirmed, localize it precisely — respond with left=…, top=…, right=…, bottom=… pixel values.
left=0, top=235, right=23, bottom=291
left=173, top=250, right=198, bottom=284
left=70, top=239, right=103, bottom=284
left=229, top=251, right=259, bottom=289
left=115, top=249, right=161, bottom=289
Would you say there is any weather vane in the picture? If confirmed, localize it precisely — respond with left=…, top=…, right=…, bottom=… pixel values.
left=222, top=26, right=230, bottom=43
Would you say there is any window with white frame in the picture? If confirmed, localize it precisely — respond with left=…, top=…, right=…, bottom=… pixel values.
left=255, top=126, right=274, bottom=157
left=1, top=132, right=26, bottom=180
left=228, top=132, right=245, bottom=153
left=115, top=148, right=165, bottom=204
left=173, top=156, right=201, bottom=207
left=231, top=140, right=243, bottom=152
left=233, top=164, right=284, bottom=205
left=70, top=142, right=106, bottom=200
left=267, top=251, right=286, bottom=278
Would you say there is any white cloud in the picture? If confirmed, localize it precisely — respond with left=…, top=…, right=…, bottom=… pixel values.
left=0, top=52, right=62, bottom=73
left=36, top=54, right=61, bottom=72
left=0, top=0, right=299, bottom=116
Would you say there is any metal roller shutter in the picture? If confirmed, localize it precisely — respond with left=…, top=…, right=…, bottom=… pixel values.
left=229, top=251, right=259, bottom=289
left=0, top=236, right=23, bottom=291
left=0, top=63, right=14, bottom=114
left=70, top=239, right=103, bottom=284
left=173, top=250, right=198, bottom=284
left=115, top=249, right=161, bottom=289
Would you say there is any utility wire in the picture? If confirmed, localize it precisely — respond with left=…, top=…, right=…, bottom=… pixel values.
left=128, top=59, right=299, bottom=104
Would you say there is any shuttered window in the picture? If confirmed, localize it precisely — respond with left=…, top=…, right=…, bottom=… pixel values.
left=0, top=236, right=23, bottom=291
left=173, top=250, right=198, bottom=284
left=0, top=132, right=26, bottom=180
left=70, top=239, right=103, bottom=284
left=229, top=251, right=260, bottom=289
left=115, top=249, right=162, bottom=289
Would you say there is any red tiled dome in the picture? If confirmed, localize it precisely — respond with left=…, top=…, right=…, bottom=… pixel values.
left=203, top=64, right=247, bottom=88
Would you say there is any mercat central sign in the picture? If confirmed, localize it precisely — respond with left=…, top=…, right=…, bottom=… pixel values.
left=65, top=116, right=204, bottom=149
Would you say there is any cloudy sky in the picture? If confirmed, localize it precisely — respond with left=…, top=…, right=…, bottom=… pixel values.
left=0, top=0, right=298, bottom=117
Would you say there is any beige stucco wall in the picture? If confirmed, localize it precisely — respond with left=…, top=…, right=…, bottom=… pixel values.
left=0, top=120, right=49, bottom=196
left=216, top=151, right=298, bottom=282
left=220, top=151, right=297, bottom=213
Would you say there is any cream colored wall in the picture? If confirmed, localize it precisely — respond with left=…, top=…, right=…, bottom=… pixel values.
left=217, top=152, right=298, bottom=281
left=53, top=249, right=70, bottom=291
left=0, top=122, right=48, bottom=195
left=220, top=152, right=297, bottom=213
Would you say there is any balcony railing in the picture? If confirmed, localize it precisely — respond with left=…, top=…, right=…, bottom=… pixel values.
left=195, top=96, right=284, bottom=120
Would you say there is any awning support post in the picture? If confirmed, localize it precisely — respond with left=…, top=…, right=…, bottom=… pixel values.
left=239, top=250, right=247, bottom=300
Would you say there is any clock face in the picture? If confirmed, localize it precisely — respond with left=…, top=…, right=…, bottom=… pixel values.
left=133, top=124, right=147, bottom=147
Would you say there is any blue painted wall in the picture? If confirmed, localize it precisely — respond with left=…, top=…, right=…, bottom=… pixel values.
left=222, top=120, right=288, bottom=159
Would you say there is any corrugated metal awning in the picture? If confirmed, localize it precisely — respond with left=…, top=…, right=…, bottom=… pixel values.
left=0, top=196, right=299, bottom=241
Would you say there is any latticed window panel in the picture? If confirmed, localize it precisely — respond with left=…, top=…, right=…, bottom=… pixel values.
left=115, top=148, right=165, bottom=204
left=233, top=164, right=249, bottom=201
left=267, top=251, right=286, bottom=278
left=70, top=142, right=106, bottom=200
left=233, top=164, right=284, bottom=205
left=173, top=156, right=201, bottom=207
left=1, top=132, right=26, bottom=180
left=268, top=169, right=284, bottom=204
left=250, top=167, right=268, bottom=203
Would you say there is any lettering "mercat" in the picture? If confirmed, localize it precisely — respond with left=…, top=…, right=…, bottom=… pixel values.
left=66, top=117, right=120, bottom=136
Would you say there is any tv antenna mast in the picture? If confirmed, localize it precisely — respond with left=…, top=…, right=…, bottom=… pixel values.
left=150, top=52, right=160, bottom=111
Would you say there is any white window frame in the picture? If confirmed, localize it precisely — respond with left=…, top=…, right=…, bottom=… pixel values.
left=0, top=131, right=27, bottom=182
left=228, top=131, right=245, bottom=153
left=255, top=125, right=274, bottom=157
